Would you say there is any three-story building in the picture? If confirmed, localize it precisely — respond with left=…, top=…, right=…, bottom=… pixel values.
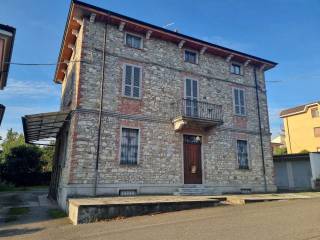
left=23, top=0, right=277, bottom=210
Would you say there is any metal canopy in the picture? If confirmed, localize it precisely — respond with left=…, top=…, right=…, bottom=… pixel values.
left=22, top=111, right=70, bottom=144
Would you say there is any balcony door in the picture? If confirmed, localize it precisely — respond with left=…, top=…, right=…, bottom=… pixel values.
left=185, top=78, right=198, bottom=117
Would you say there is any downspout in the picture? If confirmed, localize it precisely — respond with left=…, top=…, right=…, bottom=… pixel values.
left=94, top=22, right=108, bottom=196
left=286, top=117, right=292, bottom=153
left=254, top=66, right=267, bottom=192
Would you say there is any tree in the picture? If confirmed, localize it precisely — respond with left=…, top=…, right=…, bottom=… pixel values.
left=41, top=144, right=55, bottom=172
left=0, top=129, right=25, bottom=164
left=273, top=147, right=287, bottom=155
left=299, top=149, right=309, bottom=154
left=2, top=145, right=44, bottom=186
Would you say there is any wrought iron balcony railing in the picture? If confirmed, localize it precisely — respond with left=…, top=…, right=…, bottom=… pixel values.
left=171, top=98, right=223, bottom=123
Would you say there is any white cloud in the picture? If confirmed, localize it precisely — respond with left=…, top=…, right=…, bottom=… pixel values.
left=0, top=78, right=60, bottom=99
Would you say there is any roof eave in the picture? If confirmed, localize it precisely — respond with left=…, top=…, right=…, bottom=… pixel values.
left=0, top=24, right=16, bottom=89
left=54, top=0, right=278, bottom=83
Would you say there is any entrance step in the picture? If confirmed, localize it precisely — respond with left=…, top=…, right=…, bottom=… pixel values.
left=174, top=186, right=212, bottom=196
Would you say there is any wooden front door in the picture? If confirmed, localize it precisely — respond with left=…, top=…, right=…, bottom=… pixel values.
left=183, top=135, right=202, bottom=184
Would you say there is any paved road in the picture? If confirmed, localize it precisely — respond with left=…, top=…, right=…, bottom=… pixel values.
left=1, top=192, right=320, bottom=240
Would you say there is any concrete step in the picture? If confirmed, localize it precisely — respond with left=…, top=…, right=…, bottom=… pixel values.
left=174, top=187, right=212, bottom=196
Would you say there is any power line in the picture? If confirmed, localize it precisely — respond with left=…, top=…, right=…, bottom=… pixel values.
left=4, top=60, right=84, bottom=66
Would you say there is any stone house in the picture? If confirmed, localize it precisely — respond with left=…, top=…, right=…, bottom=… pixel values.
left=22, top=0, right=277, bottom=210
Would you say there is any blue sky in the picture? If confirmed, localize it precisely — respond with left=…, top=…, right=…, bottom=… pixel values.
left=0, top=0, right=319, bottom=138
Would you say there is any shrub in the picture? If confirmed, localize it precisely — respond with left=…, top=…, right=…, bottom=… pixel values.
left=1, top=145, right=51, bottom=186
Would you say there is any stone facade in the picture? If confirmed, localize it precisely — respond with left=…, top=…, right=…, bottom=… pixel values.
left=53, top=17, right=276, bottom=210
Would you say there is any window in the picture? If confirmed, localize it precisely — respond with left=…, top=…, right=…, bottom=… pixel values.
left=185, top=78, right=198, bottom=117
left=125, top=33, right=142, bottom=49
left=120, top=128, right=139, bottom=165
left=233, top=88, right=246, bottom=116
left=237, top=140, right=249, bottom=169
left=311, top=108, right=319, bottom=118
left=123, top=64, right=141, bottom=98
left=184, top=50, right=198, bottom=64
left=231, top=63, right=241, bottom=75
left=314, top=127, right=320, bottom=137
left=317, top=147, right=320, bottom=152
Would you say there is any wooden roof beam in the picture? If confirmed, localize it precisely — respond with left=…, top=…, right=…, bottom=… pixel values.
left=200, top=46, right=207, bottom=55
left=68, top=44, right=75, bottom=51
left=89, top=13, right=96, bottom=23
left=244, top=59, right=251, bottom=66
left=146, top=30, right=152, bottom=39
left=119, top=21, right=125, bottom=31
left=73, top=17, right=83, bottom=25
left=178, top=40, right=185, bottom=49
left=226, top=54, right=234, bottom=62
left=71, top=29, right=79, bottom=37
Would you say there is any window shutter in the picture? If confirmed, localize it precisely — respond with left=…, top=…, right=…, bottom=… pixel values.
left=133, top=67, right=140, bottom=97
left=192, top=80, right=198, bottom=98
left=234, top=88, right=245, bottom=116
left=186, top=79, right=191, bottom=98
left=123, top=65, right=141, bottom=98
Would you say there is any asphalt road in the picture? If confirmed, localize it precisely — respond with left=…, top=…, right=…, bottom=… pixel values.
left=1, top=193, right=320, bottom=240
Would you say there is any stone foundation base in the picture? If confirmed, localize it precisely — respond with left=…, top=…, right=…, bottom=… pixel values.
left=57, top=183, right=277, bottom=210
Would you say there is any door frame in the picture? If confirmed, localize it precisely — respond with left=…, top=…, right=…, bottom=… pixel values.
left=181, top=133, right=204, bottom=185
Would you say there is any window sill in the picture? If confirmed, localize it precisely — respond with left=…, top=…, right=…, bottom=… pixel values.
left=230, top=72, right=244, bottom=77
left=120, top=163, right=138, bottom=167
left=234, top=114, right=247, bottom=118
left=184, top=61, right=199, bottom=65
left=121, top=95, right=142, bottom=101
left=238, top=167, right=250, bottom=171
left=124, top=44, right=144, bottom=51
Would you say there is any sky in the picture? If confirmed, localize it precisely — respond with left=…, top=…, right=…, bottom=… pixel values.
left=0, top=0, right=319, bottom=139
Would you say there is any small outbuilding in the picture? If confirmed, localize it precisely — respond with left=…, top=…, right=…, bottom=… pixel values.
left=273, top=153, right=320, bottom=191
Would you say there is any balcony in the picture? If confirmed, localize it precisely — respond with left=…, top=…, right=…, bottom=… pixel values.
left=171, top=98, right=223, bottom=131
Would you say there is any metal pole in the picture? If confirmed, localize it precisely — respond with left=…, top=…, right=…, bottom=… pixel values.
left=254, top=66, right=268, bottom=192
left=94, top=23, right=108, bottom=196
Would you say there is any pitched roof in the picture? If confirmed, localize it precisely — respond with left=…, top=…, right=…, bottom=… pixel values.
left=280, top=101, right=320, bottom=118
left=0, top=23, right=16, bottom=89
left=54, top=0, right=277, bottom=83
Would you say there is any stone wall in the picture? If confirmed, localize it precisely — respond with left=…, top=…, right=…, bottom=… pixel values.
left=57, top=18, right=276, bottom=208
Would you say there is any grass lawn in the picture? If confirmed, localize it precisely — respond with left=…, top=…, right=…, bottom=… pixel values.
left=48, top=209, right=67, bottom=219
left=0, top=185, right=48, bottom=192
left=5, top=207, right=30, bottom=222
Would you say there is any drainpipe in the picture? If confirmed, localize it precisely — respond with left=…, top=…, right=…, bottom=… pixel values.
left=254, top=66, right=267, bottom=192
left=286, top=117, right=292, bottom=153
left=94, top=23, right=108, bottom=196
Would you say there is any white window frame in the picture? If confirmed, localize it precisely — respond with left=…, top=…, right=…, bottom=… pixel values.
left=184, top=78, right=199, bottom=99
left=230, top=62, right=242, bottom=75
left=184, top=78, right=199, bottom=117
left=233, top=87, right=246, bottom=116
left=184, top=49, right=198, bottom=64
left=236, top=139, right=250, bottom=170
left=124, top=32, right=143, bottom=49
left=122, top=63, right=142, bottom=99
left=119, top=126, right=140, bottom=165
